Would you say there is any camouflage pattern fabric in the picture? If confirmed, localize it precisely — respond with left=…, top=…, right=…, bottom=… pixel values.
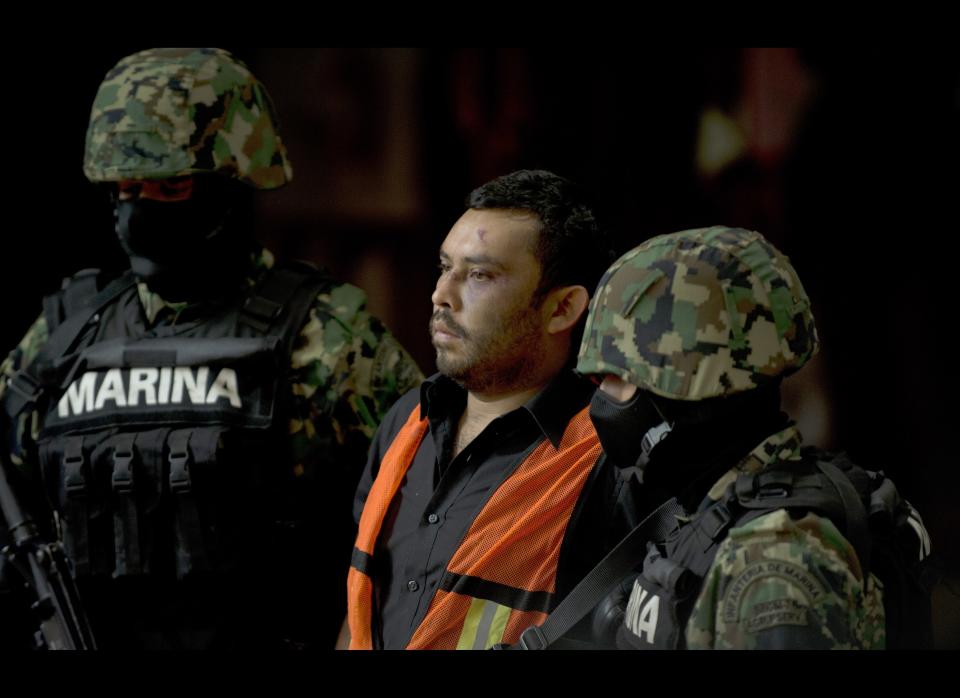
left=577, top=226, right=818, bottom=401
left=0, top=318, right=47, bottom=468
left=0, top=248, right=424, bottom=478
left=683, top=425, right=886, bottom=649
left=84, top=48, right=293, bottom=189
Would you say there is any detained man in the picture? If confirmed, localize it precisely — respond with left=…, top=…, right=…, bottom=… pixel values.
left=341, top=169, right=634, bottom=649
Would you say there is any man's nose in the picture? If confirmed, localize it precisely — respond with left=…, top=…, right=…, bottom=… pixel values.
left=431, top=271, right=461, bottom=312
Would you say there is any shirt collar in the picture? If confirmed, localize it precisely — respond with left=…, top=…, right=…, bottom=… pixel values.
left=419, top=368, right=596, bottom=449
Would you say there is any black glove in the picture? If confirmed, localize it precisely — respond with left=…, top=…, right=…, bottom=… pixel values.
left=589, top=572, right=639, bottom=649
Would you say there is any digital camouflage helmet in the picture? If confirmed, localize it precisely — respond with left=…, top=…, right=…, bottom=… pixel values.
left=84, top=48, right=293, bottom=189
left=577, top=226, right=818, bottom=401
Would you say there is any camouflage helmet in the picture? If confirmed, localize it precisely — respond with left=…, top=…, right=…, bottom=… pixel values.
left=577, top=226, right=819, bottom=401
left=84, top=48, right=293, bottom=189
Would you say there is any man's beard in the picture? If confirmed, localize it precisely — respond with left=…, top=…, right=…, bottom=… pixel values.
left=430, top=305, right=544, bottom=393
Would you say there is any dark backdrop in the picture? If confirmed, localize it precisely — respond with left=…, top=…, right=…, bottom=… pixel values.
left=5, top=47, right=957, bottom=648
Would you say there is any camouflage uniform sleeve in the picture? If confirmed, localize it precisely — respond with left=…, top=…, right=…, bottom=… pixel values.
left=0, top=312, right=49, bottom=470
left=287, top=281, right=423, bottom=481
left=352, top=387, right=422, bottom=525
left=685, top=509, right=886, bottom=649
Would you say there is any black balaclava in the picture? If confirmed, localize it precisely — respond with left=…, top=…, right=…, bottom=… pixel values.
left=113, top=175, right=257, bottom=302
left=590, top=381, right=788, bottom=511
left=588, top=388, right=666, bottom=472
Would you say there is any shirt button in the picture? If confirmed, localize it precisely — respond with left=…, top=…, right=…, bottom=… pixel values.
left=427, top=513, right=439, bottom=524
left=407, top=580, right=419, bottom=592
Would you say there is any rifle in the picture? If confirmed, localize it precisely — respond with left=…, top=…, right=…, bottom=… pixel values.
left=0, top=452, right=97, bottom=650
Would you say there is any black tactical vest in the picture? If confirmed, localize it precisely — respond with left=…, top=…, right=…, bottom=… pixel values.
left=3, top=262, right=377, bottom=647
left=614, top=450, right=934, bottom=650
left=26, top=265, right=328, bottom=586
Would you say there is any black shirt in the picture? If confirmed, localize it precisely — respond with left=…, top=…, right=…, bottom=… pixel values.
left=353, top=369, right=638, bottom=649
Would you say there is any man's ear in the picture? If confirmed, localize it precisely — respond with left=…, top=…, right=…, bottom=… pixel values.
left=545, top=285, right=590, bottom=335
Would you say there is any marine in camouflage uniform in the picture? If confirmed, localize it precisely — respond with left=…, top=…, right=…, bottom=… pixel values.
left=577, top=226, right=897, bottom=649
left=0, top=48, right=422, bottom=649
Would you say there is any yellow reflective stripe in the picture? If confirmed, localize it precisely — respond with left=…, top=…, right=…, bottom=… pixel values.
left=456, top=598, right=487, bottom=650
left=456, top=598, right=514, bottom=650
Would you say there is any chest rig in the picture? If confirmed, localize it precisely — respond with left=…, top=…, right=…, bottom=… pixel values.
left=6, top=264, right=328, bottom=582
left=615, top=450, right=933, bottom=650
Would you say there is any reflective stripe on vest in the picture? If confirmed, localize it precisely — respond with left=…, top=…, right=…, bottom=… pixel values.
left=347, top=403, right=601, bottom=650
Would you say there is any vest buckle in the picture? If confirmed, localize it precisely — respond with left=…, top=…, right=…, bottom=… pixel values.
left=112, top=451, right=134, bottom=494
left=243, top=296, right=283, bottom=324
left=7, top=370, right=41, bottom=403
left=63, top=439, right=86, bottom=494
left=518, top=624, right=548, bottom=650
left=169, top=451, right=191, bottom=494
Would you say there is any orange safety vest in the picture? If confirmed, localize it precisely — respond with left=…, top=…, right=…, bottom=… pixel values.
left=347, top=403, right=602, bottom=650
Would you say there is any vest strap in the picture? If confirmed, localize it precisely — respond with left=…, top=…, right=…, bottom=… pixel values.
left=815, top=458, right=871, bottom=575
left=240, top=264, right=322, bottom=338
left=514, top=495, right=684, bottom=650
left=4, top=271, right=136, bottom=421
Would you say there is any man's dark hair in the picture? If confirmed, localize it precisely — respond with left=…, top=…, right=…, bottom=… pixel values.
left=466, top=170, right=613, bottom=300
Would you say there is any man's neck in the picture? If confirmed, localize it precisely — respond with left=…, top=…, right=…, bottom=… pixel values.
left=450, top=340, right=571, bottom=458
left=452, top=381, right=549, bottom=459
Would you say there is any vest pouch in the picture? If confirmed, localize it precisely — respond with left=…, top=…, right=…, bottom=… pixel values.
left=104, top=432, right=141, bottom=577
left=109, top=427, right=173, bottom=578
left=38, top=432, right=116, bottom=578
left=864, top=476, right=936, bottom=649
left=102, top=430, right=174, bottom=577
left=616, top=544, right=696, bottom=650
left=167, top=427, right=223, bottom=579
left=589, top=573, right=640, bottom=648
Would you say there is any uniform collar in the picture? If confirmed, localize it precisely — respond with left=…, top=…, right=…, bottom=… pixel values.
left=136, top=247, right=275, bottom=326
left=703, top=423, right=804, bottom=503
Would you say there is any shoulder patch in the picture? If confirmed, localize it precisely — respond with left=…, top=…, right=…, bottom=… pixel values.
left=722, top=559, right=825, bottom=632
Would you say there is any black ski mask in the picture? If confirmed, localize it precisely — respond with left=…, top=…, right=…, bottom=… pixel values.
left=588, top=388, right=670, bottom=472
left=608, top=382, right=787, bottom=497
left=113, top=178, right=255, bottom=301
